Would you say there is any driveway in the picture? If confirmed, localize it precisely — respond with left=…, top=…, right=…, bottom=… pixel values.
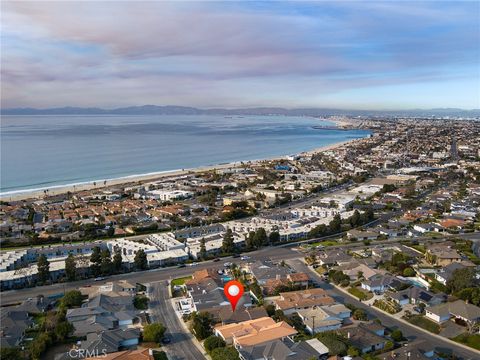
left=148, top=282, right=206, bottom=360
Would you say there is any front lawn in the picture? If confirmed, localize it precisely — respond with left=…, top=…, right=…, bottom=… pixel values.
left=171, top=276, right=192, bottom=297
left=406, top=315, right=441, bottom=334
left=410, top=244, right=426, bottom=253
left=171, top=276, right=192, bottom=286
left=309, top=240, right=339, bottom=247
left=452, top=333, right=480, bottom=350
left=348, top=287, right=373, bottom=301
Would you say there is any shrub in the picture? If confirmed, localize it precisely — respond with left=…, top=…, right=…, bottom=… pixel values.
left=60, top=290, right=83, bottom=308
left=133, top=295, right=149, bottom=310
left=353, top=308, right=368, bottom=321
left=403, top=267, right=415, bottom=277
left=191, top=311, right=215, bottom=340
left=204, top=335, right=226, bottom=353
left=391, top=329, right=404, bottom=342
left=143, top=323, right=166, bottom=343
left=210, top=347, right=240, bottom=360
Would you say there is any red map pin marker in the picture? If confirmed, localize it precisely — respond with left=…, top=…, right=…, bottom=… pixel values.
left=224, top=280, right=244, bottom=312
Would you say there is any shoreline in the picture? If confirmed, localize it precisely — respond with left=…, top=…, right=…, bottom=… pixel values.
left=1, top=128, right=364, bottom=202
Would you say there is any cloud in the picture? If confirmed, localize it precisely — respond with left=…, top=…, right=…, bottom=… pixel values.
left=1, top=1, right=479, bottom=108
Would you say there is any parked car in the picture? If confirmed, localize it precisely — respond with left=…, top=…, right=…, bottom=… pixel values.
left=213, top=258, right=220, bottom=262
left=224, top=262, right=233, bottom=268
left=240, top=256, right=250, bottom=260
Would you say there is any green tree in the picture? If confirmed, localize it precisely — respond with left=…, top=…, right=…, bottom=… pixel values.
left=352, top=308, right=368, bottom=321
left=309, top=223, right=328, bottom=238
left=391, top=329, right=403, bottom=342
left=191, top=311, right=215, bottom=340
left=349, top=210, right=361, bottom=227
left=100, top=249, right=113, bottom=275
left=60, top=290, right=83, bottom=308
left=347, top=347, right=360, bottom=357
left=315, top=332, right=347, bottom=356
left=203, top=335, right=226, bottom=353
left=457, top=287, right=480, bottom=306
left=65, top=254, right=76, bottom=281
left=246, top=231, right=256, bottom=249
left=29, top=332, right=51, bottom=360
left=113, top=248, right=123, bottom=272
left=222, top=228, right=235, bottom=253
left=264, top=304, right=276, bottom=317
left=55, top=321, right=74, bottom=341
left=269, top=231, right=280, bottom=244
left=90, top=246, right=102, bottom=277
left=143, top=323, right=166, bottom=343
left=134, top=249, right=149, bottom=270
left=328, top=214, right=342, bottom=233
left=133, top=295, right=149, bottom=310
left=37, top=254, right=50, bottom=284
left=253, top=228, right=268, bottom=248
left=210, top=347, right=239, bottom=360
left=446, top=267, right=476, bottom=294
left=1, top=347, right=21, bottom=360
left=199, top=237, right=207, bottom=260
left=403, top=267, right=415, bottom=277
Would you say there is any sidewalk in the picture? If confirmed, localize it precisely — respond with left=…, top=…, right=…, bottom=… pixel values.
left=303, top=259, right=480, bottom=356
left=169, top=297, right=211, bottom=359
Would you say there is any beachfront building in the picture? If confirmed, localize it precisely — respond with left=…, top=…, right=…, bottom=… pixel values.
left=146, top=189, right=194, bottom=201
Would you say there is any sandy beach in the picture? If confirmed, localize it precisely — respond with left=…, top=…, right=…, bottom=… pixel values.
left=0, top=138, right=356, bottom=202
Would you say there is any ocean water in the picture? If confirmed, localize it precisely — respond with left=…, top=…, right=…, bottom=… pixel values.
left=0, top=115, right=370, bottom=194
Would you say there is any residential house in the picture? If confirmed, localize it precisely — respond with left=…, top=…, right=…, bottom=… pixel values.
left=78, top=328, right=141, bottom=354
left=66, top=293, right=139, bottom=337
left=86, top=349, right=154, bottom=360
left=316, top=250, right=352, bottom=267
left=0, top=308, right=33, bottom=348
left=434, top=262, right=470, bottom=285
left=186, top=273, right=252, bottom=317
left=238, top=338, right=329, bottom=360
left=263, top=273, right=310, bottom=295
left=214, top=317, right=297, bottom=348
left=274, top=289, right=335, bottom=315
left=346, top=230, right=379, bottom=241
left=425, top=300, right=480, bottom=326
left=413, top=224, right=442, bottom=234
left=361, top=274, right=408, bottom=293
left=246, top=260, right=291, bottom=286
left=425, top=243, right=462, bottom=266
left=387, top=286, right=446, bottom=307
left=217, top=307, right=268, bottom=326
left=339, top=323, right=387, bottom=354
left=297, top=304, right=351, bottom=334
left=378, top=340, right=434, bottom=360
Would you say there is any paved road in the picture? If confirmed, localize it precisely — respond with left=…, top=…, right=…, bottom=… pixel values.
left=0, top=246, right=299, bottom=305
left=148, top=282, right=205, bottom=360
left=3, top=231, right=479, bottom=305
left=287, top=259, right=480, bottom=360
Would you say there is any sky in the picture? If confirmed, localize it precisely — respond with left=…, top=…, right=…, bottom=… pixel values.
left=1, top=1, right=479, bottom=110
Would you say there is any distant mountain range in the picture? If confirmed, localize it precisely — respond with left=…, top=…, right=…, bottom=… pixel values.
left=2, top=105, right=479, bottom=117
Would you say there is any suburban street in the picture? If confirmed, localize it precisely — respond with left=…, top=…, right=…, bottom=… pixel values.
left=2, top=234, right=480, bottom=359
left=148, top=282, right=205, bottom=360
left=287, top=259, right=480, bottom=360
left=0, top=246, right=299, bottom=305
left=3, top=232, right=479, bottom=305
